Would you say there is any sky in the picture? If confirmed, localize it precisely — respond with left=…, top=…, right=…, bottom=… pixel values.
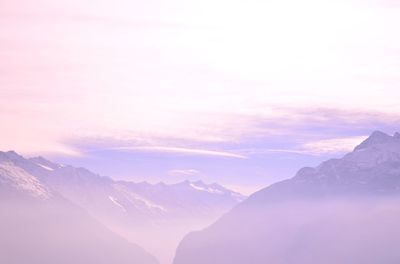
left=1, top=0, right=400, bottom=194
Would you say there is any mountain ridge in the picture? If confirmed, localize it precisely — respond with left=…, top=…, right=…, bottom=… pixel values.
left=0, top=149, right=245, bottom=264
left=173, top=131, right=400, bottom=264
left=0, top=153, right=159, bottom=264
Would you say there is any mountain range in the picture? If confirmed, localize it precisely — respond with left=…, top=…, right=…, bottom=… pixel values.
left=0, top=151, right=157, bottom=264
left=0, top=150, right=245, bottom=264
left=4, top=130, right=399, bottom=264
left=174, top=131, right=400, bottom=264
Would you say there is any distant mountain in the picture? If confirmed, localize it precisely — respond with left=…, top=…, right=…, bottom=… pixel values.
left=0, top=150, right=245, bottom=264
left=0, top=152, right=158, bottom=264
left=174, top=131, right=400, bottom=264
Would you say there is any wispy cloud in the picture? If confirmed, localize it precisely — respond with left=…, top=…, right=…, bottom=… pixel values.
left=300, top=136, right=369, bottom=154
left=237, top=135, right=370, bottom=156
left=238, top=148, right=311, bottom=156
left=112, top=146, right=248, bottom=159
left=1, top=0, right=400, bottom=157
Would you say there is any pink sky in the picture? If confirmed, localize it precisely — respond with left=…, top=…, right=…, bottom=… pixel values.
left=1, top=0, right=400, bottom=191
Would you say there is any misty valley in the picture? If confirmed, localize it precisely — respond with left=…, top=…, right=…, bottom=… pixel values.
left=2, top=0, right=400, bottom=262
left=1, top=131, right=400, bottom=264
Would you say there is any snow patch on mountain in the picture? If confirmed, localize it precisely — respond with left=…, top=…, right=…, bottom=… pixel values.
left=36, top=163, right=55, bottom=171
left=0, top=162, right=51, bottom=199
left=109, top=195, right=127, bottom=212
left=189, top=183, right=224, bottom=194
left=113, top=184, right=168, bottom=213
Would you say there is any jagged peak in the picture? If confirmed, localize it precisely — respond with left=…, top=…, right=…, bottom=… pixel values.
left=193, top=180, right=206, bottom=186
left=368, top=130, right=391, bottom=141
left=0, top=150, right=24, bottom=161
left=29, top=156, right=48, bottom=163
left=209, top=182, right=224, bottom=188
left=354, top=130, right=399, bottom=151
left=29, top=156, right=63, bottom=171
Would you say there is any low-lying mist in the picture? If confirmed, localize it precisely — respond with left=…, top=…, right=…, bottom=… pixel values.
left=0, top=197, right=158, bottom=264
left=174, top=195, right=400, bottom=264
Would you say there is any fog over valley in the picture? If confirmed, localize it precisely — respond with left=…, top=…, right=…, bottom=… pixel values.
left=1, top=0, right=400, bottom=263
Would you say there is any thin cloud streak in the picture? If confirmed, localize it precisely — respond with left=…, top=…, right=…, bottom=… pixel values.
left=1, top=0, right=400, bottom=155
left=238, top=136, right=370, bottom=156
left=300, top=136, right=369, bottom=154
left=112, top=146, right=248, bottom=159
left=238, top=148, right=313, bottom=156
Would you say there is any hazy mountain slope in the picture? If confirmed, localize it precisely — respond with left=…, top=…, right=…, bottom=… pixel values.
left=33, top=164, right=244, bottom=264
left=0, top=150, right=245, bottom=264
left=0, top=154, right=158, bottom=264
left=174, top=131, right=400, bottom=264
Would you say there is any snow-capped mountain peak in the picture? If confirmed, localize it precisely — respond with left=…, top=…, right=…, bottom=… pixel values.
left=0, top=150, right=24, bottom=162
left=0, top=161, right=52, bottom=199
left=0, top=150, right=245, bottom=264
left=178, top=180, right=246, bottom=201
left=189, top=181, right=224, bottom=195
left=342, top=131, right=400, bottom=169
left=354, top=130, right=400, bottom=151
left=173, top=132, right=400, bottom=264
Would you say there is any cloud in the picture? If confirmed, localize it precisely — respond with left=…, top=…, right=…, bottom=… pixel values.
left=237, top=134, right=371, bottom=156
left=300, top=136, right=369, bottom=154
left=239, top=148, right=313, bottom=155
left=62, top=106, right=400, bottom=161
left=112, top=146, right=248, bottom=159
left=1, top=0, right=400, bottom=156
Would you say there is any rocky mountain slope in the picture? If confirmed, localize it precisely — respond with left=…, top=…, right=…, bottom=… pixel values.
left=0, top=150, right=245, bottom=264
left=0, top=154, right=158, bottom=264
left=174, top=131, right=400, bottom=264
